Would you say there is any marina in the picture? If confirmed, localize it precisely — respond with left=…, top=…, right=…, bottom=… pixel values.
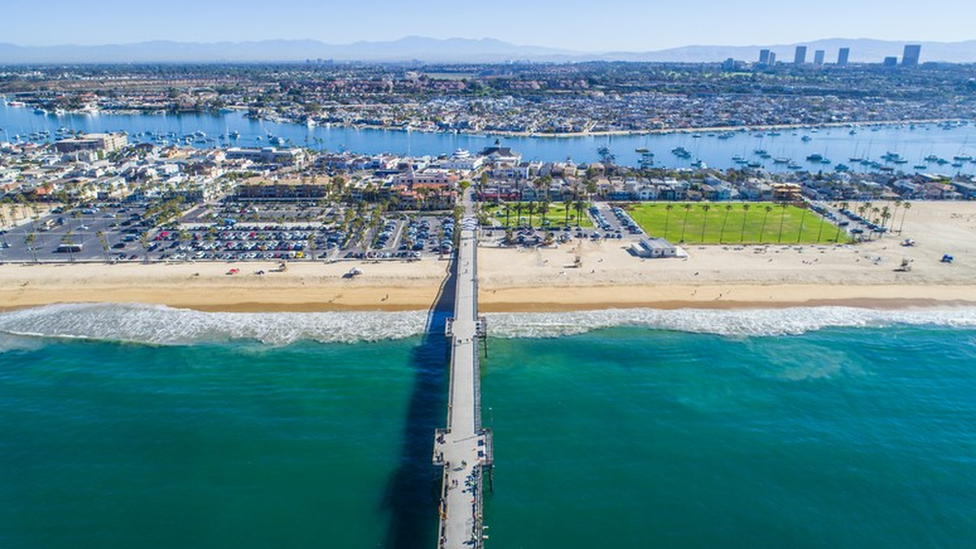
left=2, top=104, right=975, bottom=175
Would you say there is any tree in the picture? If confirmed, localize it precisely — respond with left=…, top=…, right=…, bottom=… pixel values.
left=776, top=203, right=789, bottom=243
left=890, top=200, right=902, bottom=231
left=61, top=230, right=76, bottom=262
left=880, top=207, right=892, bottom=235
left=796, top=206, right=809, bottom=243
left=898, top=202, right=911, bottom=233
left=700, top=204, right=711, bottom=242
left=479, top=172, right=489, bottom=202
left=719, top=204, right=733, bottom=244
left=759, top=205, right=773, bottom=243
left=574, top=198, right=586, bottom=227
left=740, top=204, right=750, bottom=242
left=96, top=230, right=110, bottom=262
left=139, top=232, right=151, bottom=264
left=526, top=201, right=537, bottom=228
left=815, top=208, right=827, bottom=243
left=679, top=203, right=693, bottom=242
left=664, top=204, right=674, bottom=240
left=178, top=229, right=191, bottom=261
left=25, top=232, right=38, bottom=263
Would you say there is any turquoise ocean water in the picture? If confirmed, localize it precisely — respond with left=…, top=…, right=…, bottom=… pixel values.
left=1, top=305, right=975, bottom=548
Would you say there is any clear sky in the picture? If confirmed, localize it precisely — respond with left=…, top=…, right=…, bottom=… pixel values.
left=4, top=0, right=974, bottom=51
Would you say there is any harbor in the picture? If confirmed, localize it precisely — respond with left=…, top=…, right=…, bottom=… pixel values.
left=2, top=104, right=976, bottom=175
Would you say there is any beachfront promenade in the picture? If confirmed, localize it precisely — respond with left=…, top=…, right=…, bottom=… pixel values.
left=432, top=190, right=493, bottom=548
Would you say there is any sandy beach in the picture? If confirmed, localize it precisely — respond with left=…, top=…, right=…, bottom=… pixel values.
left=2, top=201, right=975, bottom=313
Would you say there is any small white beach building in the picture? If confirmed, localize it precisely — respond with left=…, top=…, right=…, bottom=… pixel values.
left=631, top=238, right=678, bottom=258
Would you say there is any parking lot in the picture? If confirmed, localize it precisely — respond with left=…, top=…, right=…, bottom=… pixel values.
left=482, top=204, right=643, bottom=248
left=0, top=201, right=457, bottom=263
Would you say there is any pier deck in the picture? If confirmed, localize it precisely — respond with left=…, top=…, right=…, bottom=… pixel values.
left=433, top=191, right=491, bottom=549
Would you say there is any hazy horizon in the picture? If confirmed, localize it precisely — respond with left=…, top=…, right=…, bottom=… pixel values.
left=5, top=0, right=974, bottom=52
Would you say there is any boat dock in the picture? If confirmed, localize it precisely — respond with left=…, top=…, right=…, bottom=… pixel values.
left=433, top=190, right=493, bottom=548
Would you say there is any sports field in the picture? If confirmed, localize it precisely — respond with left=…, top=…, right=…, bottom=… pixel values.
left=627, top=202, right=848, bottom=244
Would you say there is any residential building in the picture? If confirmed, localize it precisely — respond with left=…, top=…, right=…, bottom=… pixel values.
left=903, top=44, right=921, bottom=67
left=794, top=46, right=807, bottom=65
left=54, top=133, right=128, bottom=154
left=837, top=47, right=850, bottom=66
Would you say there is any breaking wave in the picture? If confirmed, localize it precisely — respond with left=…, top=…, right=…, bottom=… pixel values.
left=486, top=307, right=976, bottom=338
left=0, top=303, right=428, bottom=346
left=1, top=303, right=975, bottom=347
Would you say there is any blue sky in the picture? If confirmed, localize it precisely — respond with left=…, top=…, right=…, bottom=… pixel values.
left=4, top=0, right=974, bottom=50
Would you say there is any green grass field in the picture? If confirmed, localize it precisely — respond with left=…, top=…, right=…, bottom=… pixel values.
left=483, top=202, right=593, bottom=228
left=627, top=202, right=849, bottom=244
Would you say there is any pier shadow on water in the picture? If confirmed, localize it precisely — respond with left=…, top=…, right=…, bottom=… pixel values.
left=382, top=255, right=457, bottom=549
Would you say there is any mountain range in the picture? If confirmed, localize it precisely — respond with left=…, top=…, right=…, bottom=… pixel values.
left=1, top=36, right=976, bottom=64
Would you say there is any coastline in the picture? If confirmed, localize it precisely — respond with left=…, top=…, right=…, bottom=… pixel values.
left=2, top=201, right=973, bottom=315
left=1, top=276, right=974, bottom=314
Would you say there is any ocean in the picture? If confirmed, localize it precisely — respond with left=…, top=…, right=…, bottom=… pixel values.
left=1, top=304, right=975, bottom=548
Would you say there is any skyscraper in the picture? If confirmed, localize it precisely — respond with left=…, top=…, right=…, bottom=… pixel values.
left=794, top=46, right=807, bottom=65
left=837, top=48, right=850, bottom=66
left=883, top=56, right=898, bottom=67
left=768, top=52, right=777, bottom=65
left=759, top=49, right=771, bottom=65
left=814, top=50, right=825, bottom=65
left=903, top=44, right=921, bottom=67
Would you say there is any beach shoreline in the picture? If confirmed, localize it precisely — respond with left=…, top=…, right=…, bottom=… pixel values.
left=2, top=201, right=974, bottom=315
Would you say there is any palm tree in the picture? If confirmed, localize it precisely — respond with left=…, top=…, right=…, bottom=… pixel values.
left=740, top=204, right=750, bottom=242
left=526, top=201, right=537, bottom=228
left=719, top=204, right=733, bottom=244
left=61, top=231, right=76, bottom=262
left=796, top=206, right=809, bottom=243
left=890, top=200, right=902, bottom=231
left=538, top=198, right=550, bottom=227
left=563, top=198, right=572, bottom=226
left=502, top=203, right=512, bottom=227
left=880, top=207, right=892, bottom=235
left=96, top=230, right=110, bottom=262
left=178, top=229, right=191, bottom=260
left=815, top=208, right=827, bottom=243
left=759, top=205, right=773, bottom=243
left=776, top=203, right=789, bottom=243
left=139, top=232, right=151, bottom=264
left=700, top=204, right=711, bottom=242
left=25, top=232, right=38, bottom=263
left=664, top=204, right=674, bottom=239
left=679, top=203, right=694, bottom=242
left=898, top=202, right=911, bottom=233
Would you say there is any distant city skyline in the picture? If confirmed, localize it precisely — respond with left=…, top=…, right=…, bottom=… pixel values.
left=2, top=0, right=974, bottom=52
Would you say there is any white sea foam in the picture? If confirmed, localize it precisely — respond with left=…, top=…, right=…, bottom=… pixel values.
left=0, top=303, right=428, bottom=346
left=1, top=303, right=974, bottom=347
left=484, top=307, right=976, bottom=338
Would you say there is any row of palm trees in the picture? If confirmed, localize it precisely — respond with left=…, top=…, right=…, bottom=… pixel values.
left=833, top=200, right=912, bottom=236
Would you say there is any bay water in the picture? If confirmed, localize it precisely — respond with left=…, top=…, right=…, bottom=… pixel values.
left=3, top=104, right=976, bottom=175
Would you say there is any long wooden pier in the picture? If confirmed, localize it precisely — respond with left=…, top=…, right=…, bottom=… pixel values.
left=432, top=190, right=492, bottom=549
